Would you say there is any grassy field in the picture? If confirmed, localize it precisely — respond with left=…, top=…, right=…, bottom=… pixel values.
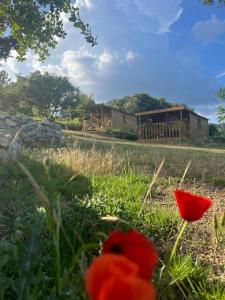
left=0, top=131, right=225, bottom=299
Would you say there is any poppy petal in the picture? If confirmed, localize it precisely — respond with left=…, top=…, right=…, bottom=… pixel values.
left=99, top=273, right=156, bottom=300
left=174, top=190, right=213, bottom=222
left=85, top=254, right=138, bottom=300
left=102, top=230, right=158, bottom=280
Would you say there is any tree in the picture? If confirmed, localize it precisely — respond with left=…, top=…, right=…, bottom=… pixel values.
left=203, top=0, right=225, bottom=4
left=217, top=88, right=225, bottom=136
left=21, top=71, right=80, bottom=120
left=0, top=70, right=11, bottom=86
left=0, top=72, right=32, bottom=114
left=0, top=1, right=97, bottom=61
left=107, top=93, right=174, bottom=114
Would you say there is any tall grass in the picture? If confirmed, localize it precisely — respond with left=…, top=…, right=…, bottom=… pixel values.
left=0, top=134, right=224, bottom=299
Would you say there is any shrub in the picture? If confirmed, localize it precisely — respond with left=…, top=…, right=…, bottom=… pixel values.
left=105, top=129, right=138, bottom=140
left=212, top=176, right=225, bottom=188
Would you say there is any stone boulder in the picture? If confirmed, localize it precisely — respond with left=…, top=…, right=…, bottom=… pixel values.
left=18, top=119, right=63, bottom=145
left=0, top=116, right=63, bottom=161
left=0, top=115, right=32, bottom=136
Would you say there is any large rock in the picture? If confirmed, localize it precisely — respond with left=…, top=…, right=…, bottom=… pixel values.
left=0, top=116, right=63, bottom=161
left=18, top=119, right=63, bottom=145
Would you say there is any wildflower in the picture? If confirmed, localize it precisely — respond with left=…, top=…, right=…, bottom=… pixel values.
left=174, top=190, right=213, bottom=222
left=85, top=254, right=156, bottom=300
left=98, top=273, right=156, bottom=300
left=36, top=206, right=46, bottom=214
left=102, top=230, right=158, bottom=280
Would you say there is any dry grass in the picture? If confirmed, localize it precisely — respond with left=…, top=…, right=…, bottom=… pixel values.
left=39, top=144, right=123, bottom=176
left=62, top=131, right=225, bottom=181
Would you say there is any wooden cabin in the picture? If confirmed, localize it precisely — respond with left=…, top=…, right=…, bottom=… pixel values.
left=136, top=106, right=208, bottom=142
left=83, top=104, right=137, bottom=132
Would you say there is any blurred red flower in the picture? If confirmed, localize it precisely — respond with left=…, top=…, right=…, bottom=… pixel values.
left=102, top=230, right=158, bottom=280
left=85, top=254, right=156, bottom=300
left=98, top=273, right=156, bottom=300
left=174, top=189, right=213, bottom=222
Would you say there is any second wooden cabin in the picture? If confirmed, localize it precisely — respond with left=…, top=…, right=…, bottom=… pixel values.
left=136, top=106, right=208, bottom=142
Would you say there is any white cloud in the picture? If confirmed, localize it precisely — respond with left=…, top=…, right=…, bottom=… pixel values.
left=98, top=51, right=113, bottom=66
left=194, top=104, right=218, bottom=123
left=192, top=15, right=225, bottom=45
left=114, top=0, right=183, bottom=33
left=0, top=51, right=19, bottom=79
left=133, top=0, right=183, bottom=33
left=75, top=0, right=93, bottom=9
left=216, top=71, right=225, bottom=79
left=125, top=50, right=136, bottom=61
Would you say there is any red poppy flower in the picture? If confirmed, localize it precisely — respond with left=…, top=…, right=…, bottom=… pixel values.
left=98, top=273, right=156, bottom=300
left=85, top=254, right=156, bottom=300
left=174, top=189, right=213, bottom=222
left=102, top=230, right=158, bottom=280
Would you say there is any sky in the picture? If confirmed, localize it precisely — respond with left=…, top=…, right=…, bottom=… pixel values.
left=1, top=0, right=225, bottom=123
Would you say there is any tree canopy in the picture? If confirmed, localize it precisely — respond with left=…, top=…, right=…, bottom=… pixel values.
left=203, top=0, right=225, bottom=4
left=0, top=0, right=97, bottom=61
left=22, top=71, right=81, bottom=119
left=217, top=88, right=225, bottom=134
left=0, top=70, right=97, bottom=120
left=0, top=70, right=11, bottom=86
left=107, top=93, right=176, bottom=114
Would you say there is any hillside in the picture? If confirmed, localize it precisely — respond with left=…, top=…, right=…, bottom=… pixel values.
left=106, top=93, right=180, bottom=114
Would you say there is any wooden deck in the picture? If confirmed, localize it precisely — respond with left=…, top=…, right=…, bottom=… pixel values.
left=139, top=121, right=183, bottom=142
left=82, top=119, right=112, bottom=131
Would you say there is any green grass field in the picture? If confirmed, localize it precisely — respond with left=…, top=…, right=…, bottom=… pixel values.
left=0, top=131, right=224, bottom=299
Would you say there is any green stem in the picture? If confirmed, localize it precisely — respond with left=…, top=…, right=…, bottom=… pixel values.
left=170, top=220, right=188, bottom=263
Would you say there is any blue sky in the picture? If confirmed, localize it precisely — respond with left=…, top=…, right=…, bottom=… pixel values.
left=1, top=0, right=225, bottom=123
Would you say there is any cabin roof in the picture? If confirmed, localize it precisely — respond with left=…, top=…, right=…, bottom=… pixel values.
left=135, top=106, right=208, bottom=120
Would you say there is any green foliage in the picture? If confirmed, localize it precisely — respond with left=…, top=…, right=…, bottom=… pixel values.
left=156, top=256, right=211, bottom=300
left=217, top=88, right=225, bottom=137
left=66, top=93, right=95, bottom=120
left=212, top=176, right=225, bottom=188
left=209, top=123, right=223, bottom=137
left=217, top=88, right=225, bottom=123
left=0, top=0, right=97, bottom=61
left=107, top=93, right=178, bottom=114
left=0, top=70, right=11, bottom=86
left=24, top=71, right=80, bottom=120
left=0, top=71, right=82, bottom=119
left=0, top=70, right=95, bottom=120
left=105, top=128, right=138, bottom=140
left=203, top=0, right=225, bottom=4
left=55, top=118, right=82, bottom=130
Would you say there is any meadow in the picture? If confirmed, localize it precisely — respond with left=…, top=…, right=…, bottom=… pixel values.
left=0, top=131, right=225, bottom=299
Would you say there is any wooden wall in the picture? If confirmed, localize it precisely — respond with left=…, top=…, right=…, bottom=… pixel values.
left=189, top=113, right=208, bottom=138
left=111, top=110, right=137, bottom=131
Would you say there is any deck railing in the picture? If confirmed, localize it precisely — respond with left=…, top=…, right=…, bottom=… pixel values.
left=139, top=121, right=183, bottom=141
left=83, top=119, right=112, bottom=131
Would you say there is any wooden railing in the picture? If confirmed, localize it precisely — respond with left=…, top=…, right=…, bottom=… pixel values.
left=83, top=119, right=112, bottom=131
left=139, top=121, right=182, bottom=141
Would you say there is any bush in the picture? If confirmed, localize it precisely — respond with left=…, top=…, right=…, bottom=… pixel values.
left=105, top=129, right=138, bottom=140
left=55, top=118, right=82, bottom=131
left=212, top=176, right=225, bottom=188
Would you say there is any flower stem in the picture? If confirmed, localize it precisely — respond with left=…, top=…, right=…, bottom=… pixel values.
left=170, top=220, right=188, bottom=263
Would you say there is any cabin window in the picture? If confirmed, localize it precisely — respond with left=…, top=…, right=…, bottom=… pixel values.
left=197, top=118, right=201, bottom=129
left=123, top=114, right=126, bottom=124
